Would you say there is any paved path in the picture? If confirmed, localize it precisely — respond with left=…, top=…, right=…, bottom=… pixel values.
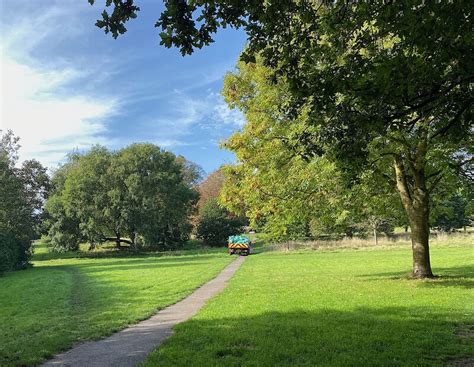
left=42, top=256, right=246, bottom=367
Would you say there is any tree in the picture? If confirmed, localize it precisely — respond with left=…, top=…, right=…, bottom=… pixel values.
left=46, top=144, right=198, bottom=251
left=196, top=198, right=245, bottom=246
left=107, top=144, right=199, bottom=247
left=176, top=155, right=204, bottom=187
left=197, top=168, right=225, bottom=211
left=431, top=194, right=471, bottom=232
left=221, top=60, right=402, bottom=242
left=18, top=159, right=51, bottom=235
left=89, top=2, right=473, bottom=278
left=0, top=130, right=49, bottom=271
left=45, top=155, right=84, bottom=252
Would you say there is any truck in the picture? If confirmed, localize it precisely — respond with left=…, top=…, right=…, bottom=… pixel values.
left=227, top=235, right=251, bottom=256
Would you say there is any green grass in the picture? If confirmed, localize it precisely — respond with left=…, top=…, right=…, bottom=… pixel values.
left=0, top=243, right=234, bottom=366
left=144, top=243, right=474, bottom=366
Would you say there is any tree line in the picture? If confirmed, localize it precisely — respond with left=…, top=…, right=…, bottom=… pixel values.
left=0, top=130, right=244, bottom=273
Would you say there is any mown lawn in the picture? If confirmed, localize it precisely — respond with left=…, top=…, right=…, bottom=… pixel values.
left=0, top=243, right=234, bottom=366
left=144, top=243, right=474, bottom=366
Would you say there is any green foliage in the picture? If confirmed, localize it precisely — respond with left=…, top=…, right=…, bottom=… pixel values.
left=0, top=233, right=20, bottom=274
left=46, top=144, right=199, bottom=251
left=220, top=60, right=403, bottom=242
left=0, top=130, right=49, bottom=272
left=432, top=194, right=471, bottom=232
left=196, top=199, right=245, bottom=247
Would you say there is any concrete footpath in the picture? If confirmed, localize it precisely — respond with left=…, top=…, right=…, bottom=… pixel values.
left=42, top=255, right=246, bottom=367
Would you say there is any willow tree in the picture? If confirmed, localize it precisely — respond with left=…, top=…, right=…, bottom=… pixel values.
left=89, top=1, right=473, bottom=277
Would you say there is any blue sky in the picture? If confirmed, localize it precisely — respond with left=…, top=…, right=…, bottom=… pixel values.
left=0, top=0, right=247, bottom=174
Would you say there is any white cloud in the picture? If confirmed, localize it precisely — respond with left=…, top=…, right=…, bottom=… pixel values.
left=0, top=1, right=119, bottom=168
left=213, top=98, right=246, bottom=127
left=137, top=90, right=245, bottom=148
left=154, top=90, right=245, bottom=129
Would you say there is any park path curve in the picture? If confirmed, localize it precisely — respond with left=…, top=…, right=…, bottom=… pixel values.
left=41, top=255, right=246, bottom=367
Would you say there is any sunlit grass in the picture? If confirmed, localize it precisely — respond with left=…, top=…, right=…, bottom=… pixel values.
left=144, top=242, right=474, bottom=366
left=0, top=243, right=234, bottom=366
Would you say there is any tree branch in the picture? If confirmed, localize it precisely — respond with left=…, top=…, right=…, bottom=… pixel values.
left=429, top=100, right=473, bottom=140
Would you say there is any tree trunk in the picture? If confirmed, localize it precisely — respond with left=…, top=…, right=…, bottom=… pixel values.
left=130, top=231, right=138, bottom=252
left=408, top=207, right=433, bottom=278
left=393, top=154, right=434, bottom=278
left=115, top=234, right=121, bottom=249
left=373, top=227, right=378, bottom=247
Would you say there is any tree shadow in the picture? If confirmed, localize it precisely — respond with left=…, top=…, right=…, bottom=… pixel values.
left=32, top=247, right=225, bottom=262
left=357, top=265, right=474, bottom=289
left=150, top=307, right=473, bottom=366
left=0, top=252, right=234, bottom=366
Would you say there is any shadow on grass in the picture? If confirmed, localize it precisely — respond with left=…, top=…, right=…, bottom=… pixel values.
left=357, top=265, right=474, bottom=289
left=32, top=246, right=226, bottom=262
left=150, top=307, right=473, bottom=367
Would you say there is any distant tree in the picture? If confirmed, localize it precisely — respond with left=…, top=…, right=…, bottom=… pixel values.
left=46, top=144, right=198, bottom=251
left=108, top=144, right=199, bottom=248
left=196, top=198, right=245, bottom=246
left=44, top=155, right=83, bottom=252
left=18, top=159, right=51, bottom=235
left=431, top=194, right=471, bottom=232
left=175, top=155, right=204, bottom=187
left=90, top=1, right=473, bottom=279
left=197, top=168, right=225, bottom=210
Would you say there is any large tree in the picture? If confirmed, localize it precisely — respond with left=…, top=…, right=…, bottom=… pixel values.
left=89, top=1, right=473, bottom=277
left=46, top=144, right=198, bottom=250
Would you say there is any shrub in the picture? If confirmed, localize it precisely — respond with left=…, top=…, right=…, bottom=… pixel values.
left=196, top=199, right=246, bottom=246
left=49, top=231, right=80, bottom=252
left=0, top=233, right=21, bottom=274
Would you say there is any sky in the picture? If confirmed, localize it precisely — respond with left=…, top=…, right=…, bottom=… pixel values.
left=0, top=0, right=247, bottom=174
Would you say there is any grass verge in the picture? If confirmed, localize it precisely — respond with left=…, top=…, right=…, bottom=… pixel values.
left=143, top=242, right=474, bottom=366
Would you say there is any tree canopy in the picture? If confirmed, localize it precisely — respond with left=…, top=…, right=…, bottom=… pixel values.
left=196, top=198, right=245, bottom=246
left=220, top=59, right=404, bottom=241
left=46, top=144, right=199, bottom=251
left=197, top=168, right=225, bottom=211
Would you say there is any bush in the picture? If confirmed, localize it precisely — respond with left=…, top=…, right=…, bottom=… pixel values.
left=49, top=231, right=80, bottom=252
left=0, top=233, right=31, bottom=274
left=196, top=199, right=246, bottom=246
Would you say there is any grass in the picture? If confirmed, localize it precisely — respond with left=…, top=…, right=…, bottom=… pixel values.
left=144, top=241, right=474, bottom=366
left=0, top=243, right=234, bottom=366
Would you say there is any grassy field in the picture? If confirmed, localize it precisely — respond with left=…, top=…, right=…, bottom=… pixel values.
left=144, top=242, right=474, bottom=366
left=0, top=243, right=234, bottom=366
